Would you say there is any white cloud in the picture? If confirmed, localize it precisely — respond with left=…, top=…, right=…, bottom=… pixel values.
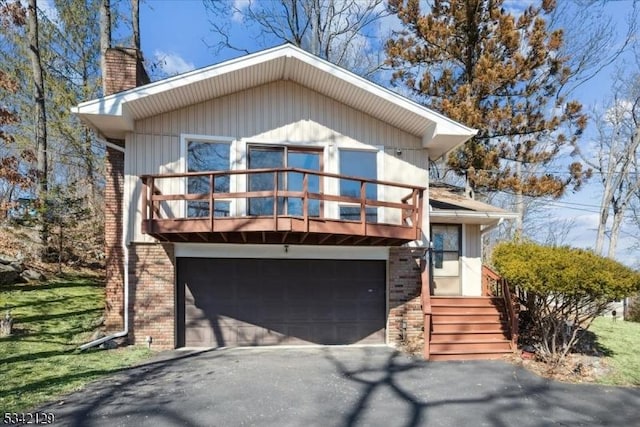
left=604, top=99, right=634, bottom=125
left=153, top=50, right=195, bottom=76
left=20, top=0, right=59, bottom=25
left=39, top=0, right=59, bottom=23
left=232, top=0, right=250, bottom=22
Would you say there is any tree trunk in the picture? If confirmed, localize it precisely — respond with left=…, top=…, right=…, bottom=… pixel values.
left=595, top=203, right=608, bottom=255
left=132, top=0, right=140, bottom=52
left=309, top=0, right=321, bottom=56
left=100, top=0, right=111, bottom=95
left=514, top=160, right=524, bottom=238
left=27, top=0, right=48, bottom=246
left=608, top=208, right=623, bottom=259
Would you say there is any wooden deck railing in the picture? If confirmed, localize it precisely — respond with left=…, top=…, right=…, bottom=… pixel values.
left=482, top=265, right=519, bottom=349
left=139, top=168, right=425, bottom=243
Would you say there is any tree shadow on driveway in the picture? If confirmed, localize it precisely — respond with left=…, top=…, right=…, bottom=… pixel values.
left=322, top=348, right=640, bottom=427
left=37, top=348, right=221, bottom=427
left=36, top=346, right=640, bottom=427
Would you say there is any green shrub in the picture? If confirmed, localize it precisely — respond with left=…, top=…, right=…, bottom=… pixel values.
left=492, top=241, right=640, bottom=363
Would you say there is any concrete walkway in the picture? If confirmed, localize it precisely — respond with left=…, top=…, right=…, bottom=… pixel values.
left=39, top=347, right=639, bottom=426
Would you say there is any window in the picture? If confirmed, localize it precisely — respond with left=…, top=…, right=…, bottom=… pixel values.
left=339, top=149, right=377, bottom=222
left=247, top=145, right=322, bottom=216
left=187, top=140, right=231, bottom=218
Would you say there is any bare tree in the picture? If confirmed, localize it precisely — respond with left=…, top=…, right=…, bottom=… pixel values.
left=548, top=1, right=638, bottom=97
left=131, top=0, right=139, bottom=53
left=204, top=0, right=389, bottom=76
left=100, top=0, right=111, bottom=95
left=27, top=0, right=47, bottom=202
left=578, top=73, right=640, bottom=258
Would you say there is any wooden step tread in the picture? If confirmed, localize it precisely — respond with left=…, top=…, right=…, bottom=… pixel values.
left=431, top=304, right=502, bottom=310
left=432, top=320, right=506, bottom=325
left=432, top=312, right=503, bottom=315
left=429, top=351, right=512, bottom=361
left=431, top=338, right=511, bottom=344
left=431, top=300, right=503, bottom=302
left=432, top=315, right=504, bottom=320
left=432, top=330, right=507, bottom=335
left=431, top=320, right=507, bottom=332
left=430, top=349, right=513, bottom=355
left=431, top=295, right=503, bottom=301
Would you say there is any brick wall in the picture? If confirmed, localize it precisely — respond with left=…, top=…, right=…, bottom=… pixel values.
left=388, top=247, right=424, bottom=347
left=104, top=146, right=124, bottom=331
left=128, top=243, right=175, bottom=349
left=104, top=47, right=150, bottom=95
left=102, top=46, right=152, bottom=342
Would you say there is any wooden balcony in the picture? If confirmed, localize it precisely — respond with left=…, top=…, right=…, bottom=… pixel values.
left=140, top=168, right=425, bottom=246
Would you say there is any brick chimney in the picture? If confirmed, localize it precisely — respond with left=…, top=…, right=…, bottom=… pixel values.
left=102, top=47, right=148, bottom=335
left=104, top=47, right=150, bottom=95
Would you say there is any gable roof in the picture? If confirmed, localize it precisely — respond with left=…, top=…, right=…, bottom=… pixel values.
left=72, top=44, right=476, bottom=159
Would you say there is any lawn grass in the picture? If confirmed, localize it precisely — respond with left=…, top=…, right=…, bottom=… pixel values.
left=590, top=317, right=640, bottom=386
left=0, top=274, right=153, bottom=411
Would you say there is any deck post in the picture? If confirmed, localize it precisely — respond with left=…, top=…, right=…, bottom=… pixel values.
left=303, top=172, right=309, bottom=232
left=360, top=181, right=366, bottom=235
left=149, top=176, right=155, bottom=222
left=420, top=257, right=432, bottom=360
left=416, top=190, right=423, bottom=240
left=411, top=189, right=418, bottom=237
left=273, top=171, right=279, bottom=231
left=141, top=177, right=148, bottom=234
left=209, top=174, right=215, bottom=232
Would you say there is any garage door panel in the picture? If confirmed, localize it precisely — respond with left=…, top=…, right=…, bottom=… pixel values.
left=286, top=306, right=310, bottom=321
left=359, top=302, right=383, bottom=318
left=185, top=327, right=214, bottom=346
left=310, top=324, right=338, bottom=344
left=178, top=258, right=385, bottom=347
left=312, top=303, right=335, bottom=321
left=334, top=302, right=358, bottom=321
left=260, top=328, right=289, bottom=345
left=286, top=286, right=308, bottom=301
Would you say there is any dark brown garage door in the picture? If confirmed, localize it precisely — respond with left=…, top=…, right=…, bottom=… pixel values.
left=177, top=258, right=385, bottom=347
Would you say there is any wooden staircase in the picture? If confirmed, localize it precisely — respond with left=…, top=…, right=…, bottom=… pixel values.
left=428, top=296, right=513, bottom=361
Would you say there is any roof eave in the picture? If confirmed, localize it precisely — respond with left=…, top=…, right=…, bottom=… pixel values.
left=429, top=210, right=519, bottom=225
left=73, top=44, right=478, bottom=143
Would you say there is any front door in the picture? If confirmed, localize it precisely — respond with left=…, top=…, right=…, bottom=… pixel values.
left=431, top=224, right=462, bottom=295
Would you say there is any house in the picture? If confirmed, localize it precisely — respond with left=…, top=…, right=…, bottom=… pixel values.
left=73, top=44, right=518, bottom=360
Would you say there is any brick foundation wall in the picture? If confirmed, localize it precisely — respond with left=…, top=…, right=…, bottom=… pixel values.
left=104, top=146, right=125, bottom=331
left=128, top=243, right=175, bottom=349
left=388, top=247, right=424, bottom=347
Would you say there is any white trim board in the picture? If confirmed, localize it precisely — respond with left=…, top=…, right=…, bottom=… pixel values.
left=174, top=243, right=390, bottom=260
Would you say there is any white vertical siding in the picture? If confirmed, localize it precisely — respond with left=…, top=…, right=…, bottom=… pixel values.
left=126, top=80, right=428, bottom=243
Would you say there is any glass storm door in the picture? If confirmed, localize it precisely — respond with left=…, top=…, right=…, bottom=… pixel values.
left=431, top=224, right=462, bottom=295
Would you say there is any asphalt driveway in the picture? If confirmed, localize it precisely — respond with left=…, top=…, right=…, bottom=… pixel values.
left=39, top=346, right=639, bottom=427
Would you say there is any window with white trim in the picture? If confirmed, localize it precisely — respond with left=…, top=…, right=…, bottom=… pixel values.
left=186, top=140, right=231, bottom=218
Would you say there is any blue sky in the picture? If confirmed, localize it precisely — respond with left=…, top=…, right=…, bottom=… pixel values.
left=131, top=0, right=638, bottom=265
